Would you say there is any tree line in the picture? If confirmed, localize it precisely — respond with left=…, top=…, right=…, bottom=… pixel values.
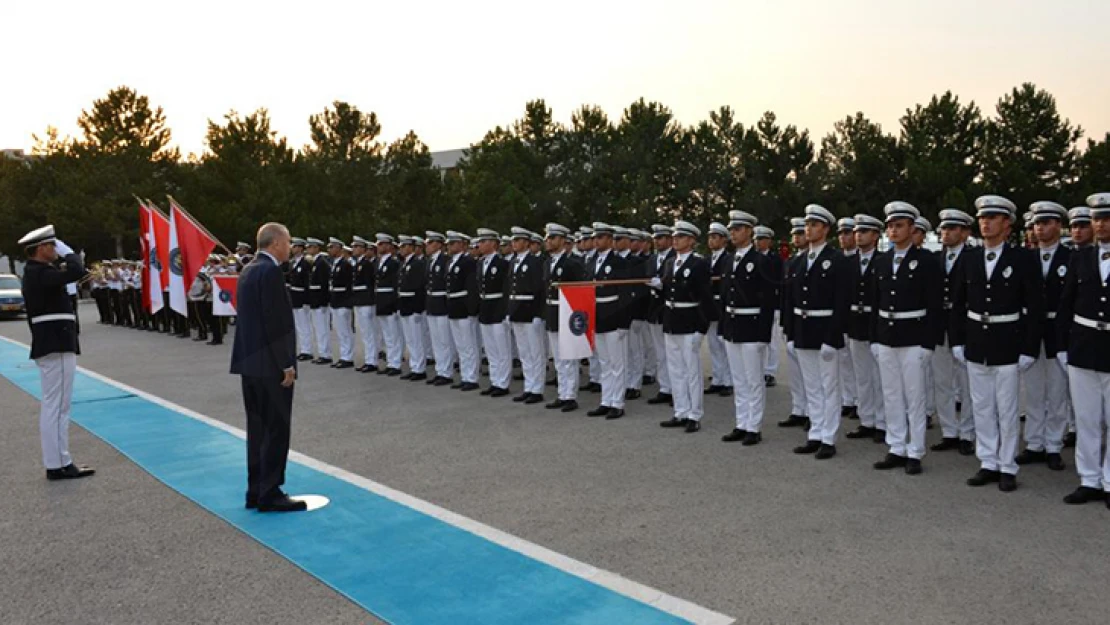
left=1, top=83, right=1107, bottom=261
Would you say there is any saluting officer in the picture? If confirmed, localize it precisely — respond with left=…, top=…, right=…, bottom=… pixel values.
left=782, top=205, right=850, bottom=459
left=373, top=233, right=404, bottom=376
left=350, top=237, right=378, bottom=372
left=869, top=202, right=943, bottom=475
left=844, top=214, right=887, bottom=443
left=1057, top=192, right=1110, bottom=507
left=476, top=229, right=511, bottom=397
left=1015, top=201, right=1071, bottom=471
left=754, top=226, right=783, bottom=388
left=423, top=231, right=455, bottom=385
left=396, top=236, right=428, bottom=381
left=543, top=223, right=586, bottom=412
left=445, top=231, right=481, bottom=391
left=836, top=217, right=859, bottom=419
left=508, top=227, right=547, bottom=404
left=779, top=217, right=811, bottom=429
left=646, top=224, right=676, bottom=405
left=586, top=222, right=630, bottom=419
left=719, top=211, right=777, bottom=445
left=306, top=237, right=332, bottom=364
left=931, top=210, right=976, bottom=455
left=951, top=195, right=1044, bottom=493
left=18, top=225, right=95, bottom=480
left=658, top=221, right=714, bottom=433
left=704, top=222, right=733, bottom=398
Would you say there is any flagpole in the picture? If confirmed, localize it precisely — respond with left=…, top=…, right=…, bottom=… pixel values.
left=552, top=277, right=722, bottom=287
left=167, top=195, right=232, bottom=254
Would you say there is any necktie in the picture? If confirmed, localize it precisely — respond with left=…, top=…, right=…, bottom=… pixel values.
left=1103, top=252, right=1110, bottom=261
left=808, top=253, right=815, bottom=261
left=1042, top=253, right=1050, bottom=261
left=894, top=256, right=902, bottom=265
left=861, top=257, right=869, bottom=267
left=947, top=253, right=955, bottom=261
left=987, top=252, right=997, bottom=261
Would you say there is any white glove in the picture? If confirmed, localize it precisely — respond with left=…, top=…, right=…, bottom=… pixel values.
left=1056, top=351, right=1068, bottom=370
left=952, top=346, right=966, bottom=364
left=1018, top=355, right=1035, bottom=372
left=648, top=277, right=662, bottom=290
left=820, top=344, right=837, bottom=362
left=870, top=343, right=881, bottom=359
left=786, top=341, right=795, bottom=356
left=54, top=239, right=74, bottom=256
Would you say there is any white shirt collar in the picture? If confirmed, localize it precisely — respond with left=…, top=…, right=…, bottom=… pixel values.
left=259, top=250, right=279, bottom=265
left=947, top=243, right=964, bottom=257
left=1039, top=242, right=1059, bottom=256
left=808, top=242, right=827, bottom=257
left=735, top=245, right=752, bottom=258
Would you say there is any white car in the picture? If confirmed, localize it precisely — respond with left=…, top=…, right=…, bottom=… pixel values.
left=0, top=273, right=25, bottom=319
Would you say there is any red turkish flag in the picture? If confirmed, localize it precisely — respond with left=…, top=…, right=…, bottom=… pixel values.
left=170, top=199, right=218, bottom=289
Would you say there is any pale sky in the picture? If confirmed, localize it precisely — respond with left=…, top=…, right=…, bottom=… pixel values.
left=4, top=0, right=1109, bottom=157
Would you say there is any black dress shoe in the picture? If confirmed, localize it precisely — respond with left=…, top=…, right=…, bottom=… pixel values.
left=1015, top=449, right=1047, bottom=465
left=721, top=428, right=748, bottom=442
left=1063, top=486, right=1106, bottom=505
left=314, top=357, right=333, bottom=365
left=815, top=444, right=837, bottom=460
left=872, top=428, right=886, bottom=443
left=355, top=364, right=371, bottom=373
left=1063, top=432, right=1077, bottom=448
left=524, top=394, right=543, bottom=404
left=257, top=495, right=309, bottom=513
left=330, top=360, right=340, bottom=368
left=489, top=387, right=509, bottom=397
left=642, top=375, right=656, bottom=385
left=334, top=361, right=354, bottom=369
left=546, top=378, right=557, bottom=386
left=742, top=431, right=762, bottom=446
left=606, top=408, right=625, bottom=420
left=905, top=459, right=923, bottom=475
left=660, top=417, right=687, bottom=428
left=704, top=384, right=723, bottom=394
left=967, top=468, right=1001, bottom=487
left=684, top=420, right=701, bottom=433
left=716, top=386, right=732, bottom=397
left=764, top=375, right=776, bottom=388
left=955, top=401, right=962, bottom=413
left=998, top=473, right=1017, bottom=492
left=845, top=426, right=875, bottom=439
left=513, top=393, right=530, bottom=402
left=778, top=415, right=808, bottom=428
left=587, top=382, right=602, bottom=393
left=376, top=366, right=389, bottom=375
left=545, top=399, right=567, bottom=410
left=400, top=372, right=414, bottom=380
left=385, top=368, right=402, bottom=376
left=407, top=372, right=427, bottom=381
left=578, top=381, right=594, bottom=392
left=560, top=400, right=578, bottom=413
left=433, top=376, right=453, bottom=386
left=480, top=386, right=495, bottom=396
left=459, top=382, right=480, bottom=391
left=874, top=453, right=907, bottom=470
left=451, top=382, right=464, bottom=389
left=958, top=440, right=976, bottom=456
left=513, top=373, right=525, bottom=381
left=794, top=440, right=821, bottom=454
left=647, top=393, right=673, bottom=405
left=587, top=406, right=610, bottom=417
left=1046, top=453, right=1066, bottom=471
left=46, top=464, right=95, bottom=481
left=931, top=437, right=960, bottom=451
left=425, top=376, right=438, bottom=384
left=245, top=495, right=258, bottom=509
left=625, top=389, right=641, bottom=400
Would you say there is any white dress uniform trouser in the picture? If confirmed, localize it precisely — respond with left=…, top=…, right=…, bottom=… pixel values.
left=1022, top=345, right=1068, bottom=453
left=595, top=329, right=628, bottom=409
left=839, top=335, right=857, bottom=408
left=625, top=319, right=646, bottom=390
left=36, top=352, right=76, bottom=469
left=400, top=313, right=427, bottom=374
left=665, top=332, right=704, bottom=421
left=427, top=314, right=456, bottom=379
left=355, top=305, right=379, bottom=367
left=707, top=321, right=731, bottom=387
left=481, top=320, right=512, bottom=389
left=548, top=332, right=579, bottom=401
left=874, top=345, right=929, bottom=460
left=378, top=312, right=404, bottom=369
left=764, top=311, right=783, bottom=377
left=924, top=351, right=936, bottom=416
left=786, top=342, right=808, bottom=416
left=796, top=348, right=841, bottom=445
left=1068, top=366, right=1110, bottom=490
left=331, top=307, right=355, bottom=362
left=725, top=341, right=767, bottom=431
left=968, top=361, right=1021, bottom=475
left=641, top=320, right=657, bottom=378
left=932, top=338, right=975, bottom=440
left=649, top=322, right=671, bottom=394
left=849, top=339, right=885, bottom=430
left=293, top=306, right=313, bottom=356
left=512, top=319, right=546, bottom=394
left=450, top=317, right=481, bottom=383
left=311, top=307, right=332, bottom=359
left=422, top=314, right=433, bottom=362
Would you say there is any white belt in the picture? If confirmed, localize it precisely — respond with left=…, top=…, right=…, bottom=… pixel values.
left=967, top=311, right=1020, bottom=324
left=793, top=308, right=833, bottom=318
left=547, top=299, right=559, bottom=306
left=878, top=309, right=926, bottom=320
left=510, top=294, right=534, bottom=301
left=850, top=304, right=872, bottom=313
left=399, top=291, right=416, bottom=297
left=448, top=291, right=468, bottom=299
left=713, top=294, right=721, bottom=300
left=726, top=306, right=760, bottom=315
left=481, top=293, right=503, bottom=300
left=352, top=285, right=368, bottom=291
left=1045, top=311, right=1057, bottom=319
left=596, top=295, right=618, bottom=304
left=427, top=291, right=447, bottom=297
left=330, top=287, right=348, bottom=292
left=309, top=285, right=323, bottom=290
left=666, top=301, right=699, bottom=309
left=31, top=313, right=76, bottom=324
left=289, top=286, right=306, bottom=292
left=1074, top=315, right=1110, bottom=331
left=375, top=287, right=395, bottom=293
left=943, top=302, right=953, bottom=310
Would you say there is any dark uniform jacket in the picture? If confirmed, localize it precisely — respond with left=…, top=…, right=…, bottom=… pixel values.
left=1057, top=245, right=1110, bottom=372
left=847, top=250, right=882, bottom=342
left=424, top=252, right=449, bottom=317
left=782, top=245, right=851, bottom=350
left=624, top=251, right=651, bottom=323
left=329, top=256, right=353, bottom=308
left=23, top=253, right=86, bottom=360
left=936, top=246, right=970, bottom=345
left=351, top=255, right=375, bottom=307
left=661, top=252, right=713, bottom=335
left=309, top=254, right=331, bottom=309
left=706, top=249, right=729, bottom=324
left=869, top=245, right=943, bottom=349
left=588, top=250, right=630, bottom=333
left=1036, top=244, right=1071, bottom=359
left=647, top=249, right=675, bottom=324
left=446, top=253, right=480, bottom=319
left=544, top=252, right=587, bottom=333
left=950, top=244, right=1043, bottom=366
left=286, top=255, right=311, bottom=308
left=477, top=254, right=510, bottom=324
left=374, top=254, right=401, bottom=316
left=719, top=247, right=776, bottom=344
left=398, top=254, right=426, bottom=316
left=508, top=252, right=545, bottom=323
left=781, top=252, right=806, bottom=340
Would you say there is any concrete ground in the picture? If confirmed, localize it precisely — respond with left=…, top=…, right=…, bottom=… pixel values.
left=2, top=302, right=1108, bottom=625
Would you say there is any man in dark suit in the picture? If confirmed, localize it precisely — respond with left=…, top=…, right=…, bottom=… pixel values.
left=230, top=223, right=306, bottom=513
